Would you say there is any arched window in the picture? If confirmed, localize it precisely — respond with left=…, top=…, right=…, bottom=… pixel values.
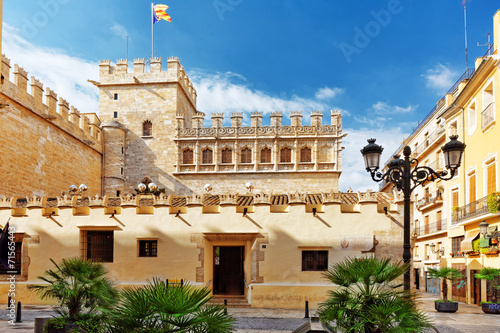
left=261, top=147, right=271, bottom=163
left=300, top=147, right=312, bottom=162
left=280, top=147, right=291, bottom=163
left=183, top=148, right=193, bottom=164
left=143, top=120, right=152, bottom=136
left=241, top=148, right=252, bottom=164
left=202, top=148, right=213, bottom=164
left=221, top=148, right=232, bottom=164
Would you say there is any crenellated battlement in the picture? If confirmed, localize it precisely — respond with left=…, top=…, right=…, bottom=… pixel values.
left=1, top=54, right=102, bottom=149
left=177, top=110, right=343, bottom=139
left=0, top=190, right=394, bottom=217
left=97, top=56, right=197, bottom=107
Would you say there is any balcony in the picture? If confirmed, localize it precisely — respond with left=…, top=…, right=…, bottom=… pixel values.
left=412, top=127, right=446, bottom=157
left=452, top=195, right=491, bottom=224
left=414, top=219, right=447, bottom=236
left=482, top=102, right=495, bottom=130
left=416, top=190, right=443, bottom=211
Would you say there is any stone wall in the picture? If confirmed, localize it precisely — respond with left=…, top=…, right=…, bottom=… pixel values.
left=0, top=55, right=102, bottom=197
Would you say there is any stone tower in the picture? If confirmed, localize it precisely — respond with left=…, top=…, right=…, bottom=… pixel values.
left=97, top=57, right=198, bottom=195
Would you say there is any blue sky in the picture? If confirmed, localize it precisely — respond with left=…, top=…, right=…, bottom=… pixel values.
left=2, top=0, right=500, bottom=191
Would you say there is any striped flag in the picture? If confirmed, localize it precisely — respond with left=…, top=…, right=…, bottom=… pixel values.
left=153, top=4, right=172, bottom=23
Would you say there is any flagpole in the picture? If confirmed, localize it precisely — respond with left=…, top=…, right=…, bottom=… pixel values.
left=151, top=2, right=154, bottom=59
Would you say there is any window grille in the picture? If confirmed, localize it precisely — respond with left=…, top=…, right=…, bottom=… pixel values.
left=451, top=236, right=464, bottom=257
left=143, top=120, right=152, bottom=137
left=139, top=240, right=158, bottom=257
left=0, top=242, right=21, bottom=275
left=281, top=147, right=291, bottom=163
left=202, top=149, right=213, bottom=164
left=261, top=147, right=271, bottom=163
left=300, top=147, right=311, bottom=162
left=81, top=230, right=114, bottom=262
left=241, top=148, right=252, bottom=163
left=221, top=148, right=232, bottom=164
left=183, top=149, right=194, bottom=164
left=301, top=250, right=328, bottom=271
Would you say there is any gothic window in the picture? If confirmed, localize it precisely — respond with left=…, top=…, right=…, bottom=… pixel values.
left=202, top=148, right=213, bottom=164
left=300, top=147, right=312, bottom=162
left=261, top=147, right=271, bottom=163
left=221, top=148, right=232, bottom=164
left=241, top=148, right=252, bottom=164
left=183, top=148, right=193, bottom=164
left=280, top=147, right=291, bottom=163
left=143, top=120, right=152, bottom=137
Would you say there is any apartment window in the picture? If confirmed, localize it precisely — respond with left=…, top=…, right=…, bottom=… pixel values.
left=482, top=82, right=495, bottom=130
left=114, top=93, right=118, bottom=100
left=452, top=236, right=465, bottom=257
left=468, top=172, right=477, bottom=213
left=261, top=147, right=271, bottom=163
left=81, top=230, right=114, bottom=262
left=281, top=147, right=292, bottom=163
left=424, top=215, right=429, bottom=234
left=414, top=245, right=419, bottom=258
left=202, top=148, right=213, bottom=164
left=221, top=148, right=232, bottom=164
left=241, top=148, right=252, bottom=164
left=300, top=147, right=312, bottom=162
left=468, top=102, right=476, bottom=134
left=113, top=111, right=118, bottom=118
left=143, top=120, right=152, bottom=137
left=487, top=161, right=497, bottom=194
left=0, top=242, right=21, bottom=275
left=424, top=244, right=429, bottom=260
left=183, top=149, right=193, bottom=164
left=301, top=251, right=328, bottom=271
left=138, top=240, right=158, bottom=257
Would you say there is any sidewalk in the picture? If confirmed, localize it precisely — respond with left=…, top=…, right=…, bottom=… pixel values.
left=1, top=292, right=499, bottom=332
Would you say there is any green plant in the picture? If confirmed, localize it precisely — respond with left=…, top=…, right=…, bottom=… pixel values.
left=487, top=192, right=500, bottom=214
left=28, top=257, right=118, bottom=321
left=318, top=256, right=431, bottom=333
left=452, top=206, right=459, bottom=212
left=480, top=247, right=490, bottom=254
left=105, top=278, right=235, bottom=332
left=43, top=314, right=106, bottom=333
left=427, top=267, right=463, bottom=302
left=475, top=268, right=500, bottom=303
left=472, top=238, right=480, bottom=253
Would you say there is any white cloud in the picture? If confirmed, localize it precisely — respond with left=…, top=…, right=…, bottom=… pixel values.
left=2, top=24, right=99, bottom=114
left=191, top=70, right=343, bottom=125
left=339, top=126, right=408, bottom=192
left=372, top=101, right=417, bottom=115
left=315, top=87, right=344, bottom=100
left=423, top=63, right=458, bottom=96
left=111, top=23, right=129, bottom=38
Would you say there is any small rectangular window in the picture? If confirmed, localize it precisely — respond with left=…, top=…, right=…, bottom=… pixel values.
left=114, top=111, right=118, bottom=118
left=120, top=168, right=123, bottom=175
left=139, top=240, right=158, bottom=257
left=0, top=242, right=22, bottom=275
left=121, top=147, right=124, bottom=154
left=81, top=230, right=114, bottom=262
left=116, top=190, right=121, bottom=197
left=301, top=250, right=328, bottom=271
left=114, top=93, right=118, bottom=100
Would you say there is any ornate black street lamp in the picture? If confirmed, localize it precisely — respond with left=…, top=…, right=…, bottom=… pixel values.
left=361, top=135, right=466, bottom=291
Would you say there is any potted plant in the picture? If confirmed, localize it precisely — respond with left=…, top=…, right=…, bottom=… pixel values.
left=487, top=192, right=500, bottom=214
left=427, top=267, right=463, bottom=312
left=28, top=257, right=118, bottom=333
left=467, top=239, right=481, bottom=257
left=475, top=268, right=500, bottom=314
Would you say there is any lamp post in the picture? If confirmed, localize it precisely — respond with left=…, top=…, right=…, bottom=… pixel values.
left=361, top=135, right=466, bottom=291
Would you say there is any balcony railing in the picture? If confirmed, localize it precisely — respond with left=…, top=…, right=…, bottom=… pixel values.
left=452, top=195, right=490, bottom=224
left=412, top=126, right=446, bottom=157
left=482, top=102, right=495, bottom=130
left=415, top=219, right=447, bottom=236
left=416, top=190, right=443, bottom=209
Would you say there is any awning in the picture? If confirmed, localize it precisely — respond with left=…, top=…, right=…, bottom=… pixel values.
left=461, top=230, right=480, bottom=252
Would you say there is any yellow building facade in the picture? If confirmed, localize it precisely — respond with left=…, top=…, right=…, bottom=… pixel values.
left=383, top=9, right=500, bottom=306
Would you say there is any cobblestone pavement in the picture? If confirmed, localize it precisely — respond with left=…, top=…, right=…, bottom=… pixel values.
left=1, top=292, right=500, bottom=332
